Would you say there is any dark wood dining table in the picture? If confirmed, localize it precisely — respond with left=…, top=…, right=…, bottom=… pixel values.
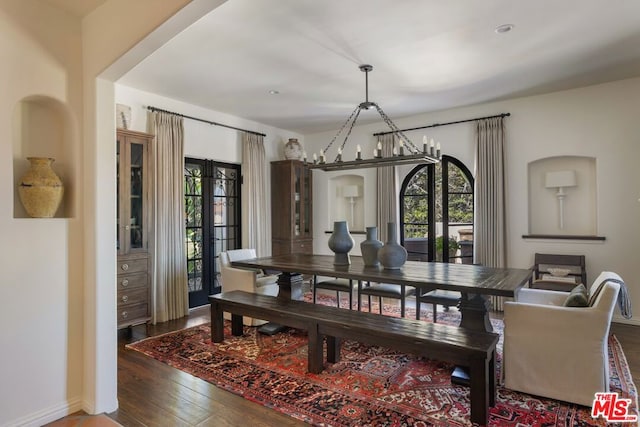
left=231, top=253, right=532, bottom=333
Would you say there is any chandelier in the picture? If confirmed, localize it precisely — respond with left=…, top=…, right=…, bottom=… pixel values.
left=306, top=64, right=440, bottom=171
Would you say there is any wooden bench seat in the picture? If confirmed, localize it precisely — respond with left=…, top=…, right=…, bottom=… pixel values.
left=209, top=290, right=499, bottom=426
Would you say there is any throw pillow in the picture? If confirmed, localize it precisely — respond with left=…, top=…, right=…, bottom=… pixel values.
left=563, top=283, right=589, bottom=307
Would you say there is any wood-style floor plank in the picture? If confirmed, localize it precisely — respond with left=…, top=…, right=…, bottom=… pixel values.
left=110, top=306, right=307, bottom=426
left=108, top=304, right=640, bottom=426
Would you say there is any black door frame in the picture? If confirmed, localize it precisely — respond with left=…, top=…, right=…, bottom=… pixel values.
left=185, top=157, right=241, bottom=308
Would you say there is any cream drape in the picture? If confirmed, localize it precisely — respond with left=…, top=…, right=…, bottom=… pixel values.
left=474, top=117, right=506, bottom=268
left=376, top=134, right=398, bottom=242
left=241, top=132, right=270, bottom=256
left=147, top=111, right=188, bottom=323
left=474, top=117, right=507, bottom=310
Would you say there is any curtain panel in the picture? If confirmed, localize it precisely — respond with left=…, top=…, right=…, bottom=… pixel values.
left=376, top=134, right=398, bottom=242
left=147, top=111, right=188, bottom=323
left=474, top=116, right=506, bottom=268
left=241, top=133, right=270, bottom=256
left=473, top=117, right=507, bottom=310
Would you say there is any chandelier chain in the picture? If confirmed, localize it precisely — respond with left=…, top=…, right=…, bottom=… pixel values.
left=322, top=105, right=361, bottom=155
left=335, top=107, right=363, bottom=161
left=374, top=105, right=420, bottom=153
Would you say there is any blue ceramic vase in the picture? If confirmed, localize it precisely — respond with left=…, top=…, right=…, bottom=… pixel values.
left=328, top=221, right=354, bottom=265
left=360, top=226, right=383, bottom=267
left=377, top=222, right=407, bottom=269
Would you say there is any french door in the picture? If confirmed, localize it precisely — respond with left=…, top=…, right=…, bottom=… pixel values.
left=184, top=158, right=241, bottom=308
left=400, top=156, right=474, bottom=264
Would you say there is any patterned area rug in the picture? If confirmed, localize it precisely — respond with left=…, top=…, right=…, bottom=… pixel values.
left=128, top=295, right=638, bottom=426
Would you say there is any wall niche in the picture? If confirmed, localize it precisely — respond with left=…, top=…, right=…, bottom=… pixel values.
left=328, top=174, right=365, bottom=232
left=12, top=95, right=77, bottom=218
left=527, top=155, right=597, bottom=237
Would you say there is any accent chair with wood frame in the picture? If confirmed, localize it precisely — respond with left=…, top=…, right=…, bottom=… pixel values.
left=529, top=253, right=586, bottom=292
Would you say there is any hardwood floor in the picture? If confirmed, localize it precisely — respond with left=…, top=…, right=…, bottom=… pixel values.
left=109, top=306, right=306, bottom=427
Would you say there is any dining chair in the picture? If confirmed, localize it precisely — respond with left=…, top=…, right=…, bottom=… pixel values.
left=219, top=248, right=279, bottom=326
left=312, top=276, right=355, bottom=309
left=357, top=281, right=415, bottom=317
left=417, top=289, right=460, bottom=322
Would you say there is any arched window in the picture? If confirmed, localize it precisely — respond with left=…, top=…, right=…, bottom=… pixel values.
left=400, top=156, right=474, bottom=263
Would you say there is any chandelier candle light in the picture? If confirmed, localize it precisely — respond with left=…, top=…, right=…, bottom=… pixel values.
left=306, top=64, right=441, bottom=171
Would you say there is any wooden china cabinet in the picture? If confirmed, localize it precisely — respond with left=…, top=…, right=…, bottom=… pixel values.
left=271, top=160, right=313, bottom=255
left=116, top=129, right=153, bottom=329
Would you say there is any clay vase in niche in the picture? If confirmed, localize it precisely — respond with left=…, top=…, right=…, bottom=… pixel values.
left=18, top=157, right=64, bottom=218
left=284, top=138, right=303, bottom=160
left=377, top=222, right=407, bottom=270
left=327, top=220, right=354, bottom=265
left=360, top=226, right=383, bottom=267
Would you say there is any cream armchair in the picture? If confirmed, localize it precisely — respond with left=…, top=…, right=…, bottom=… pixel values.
left=219, top=249, right=279, bottom=326
left=503, top=271, right=622, bottom=407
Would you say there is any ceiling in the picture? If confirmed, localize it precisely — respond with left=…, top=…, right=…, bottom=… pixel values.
left=117, top=1, right=640, bottom=133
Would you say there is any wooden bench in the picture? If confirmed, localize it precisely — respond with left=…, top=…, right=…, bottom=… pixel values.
left=209, top=290, right=499, bottom=426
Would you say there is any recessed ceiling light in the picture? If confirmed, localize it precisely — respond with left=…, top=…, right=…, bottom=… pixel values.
left=269, top=90, right=280, bottom=95
left=495, top=24, right=514, bottom=34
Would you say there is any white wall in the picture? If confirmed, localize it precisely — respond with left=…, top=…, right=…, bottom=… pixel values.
left=0, top=1, right=84, bottom=424
left=305, top=77, right=640, bottom=324
left=0, top=0, right=211, bottom=425
left=115, top=84, right=303, bottom=164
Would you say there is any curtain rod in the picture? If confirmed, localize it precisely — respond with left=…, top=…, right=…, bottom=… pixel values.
left=373, top=112, right=511, bottom=136
left=146, top=106, right=266, bottom=137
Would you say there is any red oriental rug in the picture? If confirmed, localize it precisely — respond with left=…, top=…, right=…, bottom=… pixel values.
left=127, top=295, right=637, bottom=426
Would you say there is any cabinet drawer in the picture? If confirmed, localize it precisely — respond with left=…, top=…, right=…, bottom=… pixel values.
left=117, top=272, right=147, bottom=290
left=117, top=303, right=149, bottom=325
left=117, top=287, right=148, bottom=307
left=291, top=240, right=313, bottom=254
left=118, top=257, right=148, bottom=274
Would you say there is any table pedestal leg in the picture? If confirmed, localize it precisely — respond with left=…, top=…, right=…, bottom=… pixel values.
left=257, top=271, right=304, bottom=335
left=276, top=272, right=304, bottom=301
left=452, top=293, right=493, bottom=386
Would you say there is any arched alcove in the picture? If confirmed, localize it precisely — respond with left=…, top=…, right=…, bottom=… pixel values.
left=12, top=95, right=77, bottom=218
left=528, top=155, right=597, bottom=235
left=328, top=174, right=365, bottom=231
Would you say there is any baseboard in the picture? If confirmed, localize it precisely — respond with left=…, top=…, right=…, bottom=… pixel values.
left=3, top=396, right=83, bottom=427
left=612, top=315, right=640, bottom=326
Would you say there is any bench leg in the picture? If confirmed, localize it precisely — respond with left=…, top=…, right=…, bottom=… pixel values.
left=489, top=350, right=496, bottom=407
left=326, top=336, right=341, bottom=363
left=469, top=357, right=490, bottom=426
left=307, top=324, right=323, bottom=374
left=231, top=314, right=243, bottom=336
left=210, top=301, right=224, bottom=343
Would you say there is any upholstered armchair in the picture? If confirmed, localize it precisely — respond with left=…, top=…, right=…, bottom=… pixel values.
left=219, top=249, right=279, bottom=326
left=503, top=271, right=622, bottom=407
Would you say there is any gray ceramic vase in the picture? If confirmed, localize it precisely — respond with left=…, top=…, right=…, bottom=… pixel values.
left=360, top=226, right=383, bottom=267
left=328, top=220, right=354, bottom=265
left=378, top=222, right=408, bottom=270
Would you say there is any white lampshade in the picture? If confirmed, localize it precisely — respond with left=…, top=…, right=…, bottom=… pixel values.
left=343, top=185, right=359, bottom=198
left=545, top=170, right=577, bottom=188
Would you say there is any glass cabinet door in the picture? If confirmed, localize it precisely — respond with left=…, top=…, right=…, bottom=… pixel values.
left=302, top=166, right=311, bottom=236
left=116, top=137, right=121, bottom=253
left=117, top=133, right=148, bottom=255
left=129, top=142, right=145, bottom=249
left=294, top=165, right=301, bottom=236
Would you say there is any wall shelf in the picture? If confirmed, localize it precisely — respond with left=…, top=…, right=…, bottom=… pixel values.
left=522, top=234, right=606, bottom=241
